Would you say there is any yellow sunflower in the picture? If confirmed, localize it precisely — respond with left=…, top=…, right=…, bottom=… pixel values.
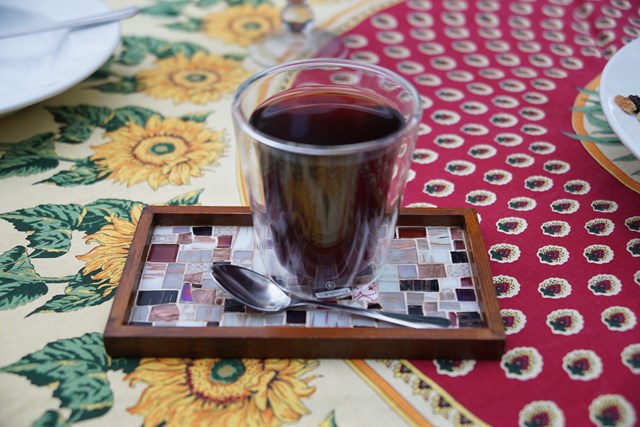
left=137, top=52, right=250, bottom=104
left=91, top=115, right=224, bottom=190
left=77, top=204, right=143, bottom=294
left=126, top=358, right=319, bottom=427
left=202, top=4, right=281, bottom=47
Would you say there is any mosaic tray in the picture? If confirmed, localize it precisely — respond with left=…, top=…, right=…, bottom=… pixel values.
left=104, top=206, right=504, bottom=359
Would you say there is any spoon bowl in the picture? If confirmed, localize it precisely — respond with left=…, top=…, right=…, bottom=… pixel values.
left=211, top=263, right=451, bottom=329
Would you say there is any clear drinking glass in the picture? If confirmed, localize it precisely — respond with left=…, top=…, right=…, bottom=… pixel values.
left=232, top=59, right=422, bottom=300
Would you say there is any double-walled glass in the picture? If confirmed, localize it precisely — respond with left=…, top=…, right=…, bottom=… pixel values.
left=232, top=59, right=422, bottom=299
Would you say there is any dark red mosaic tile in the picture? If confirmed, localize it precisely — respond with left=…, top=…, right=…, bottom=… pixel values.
left=147, top=244, right=179, bottom=262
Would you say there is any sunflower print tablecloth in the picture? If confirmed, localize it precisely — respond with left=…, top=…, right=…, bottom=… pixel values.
left=0, top=1, right=639, bottom=426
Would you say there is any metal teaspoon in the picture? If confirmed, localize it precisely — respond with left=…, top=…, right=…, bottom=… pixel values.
left=211, top=263, right=451, bottom=329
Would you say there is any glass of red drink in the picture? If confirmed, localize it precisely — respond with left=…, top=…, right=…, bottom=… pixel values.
left=232, top=59, right=422, bottom=299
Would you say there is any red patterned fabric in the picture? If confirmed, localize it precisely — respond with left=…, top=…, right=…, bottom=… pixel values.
left=344, top=1, right=639, bottom=425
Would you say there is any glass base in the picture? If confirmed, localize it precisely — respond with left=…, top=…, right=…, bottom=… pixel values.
left=249, top=29, right=347, bottom=67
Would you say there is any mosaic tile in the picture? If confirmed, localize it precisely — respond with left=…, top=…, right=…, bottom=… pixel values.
left=224, top=299, right=246, bottom=313
left=286, top=310, right=307, bottom=324
left=149, top=304, right=180, bottom=321
left=451, top=251, right=469, bottom=263
left=457, top=312, right=483, bottom=327
left=213, top=226, right=238, bottom=237
left=450, top=227, right=464, bottom=240
left=212, top=248, right=231, bottom=262
left=137, top=290, right=178, bottom=305
left=439, top=301, right=461, bottom=311
left=397, top=264, right=418, bottom=279
left=408, top=305, right=424, bottom=315
left=217, top=235, right=233, bottom=248
left=193, top=226, right=213, bottom=236
left=407, top=292, right=425, bottom=305
left=179, top=303, right=196, bottom=320
left=378, top=292, right=406, bottom=312
left=446, top=263, right=472, bottom=278
left=416, top=239, right=429, bottom=250
left=194, top=235, right=217, bottom=243
left=162, top=263, right=185, bottom=289
left=130, top=306, right=149, bottom=322
left=387, top=247, right=418, bottom=264
left=185, top=263, right=212, bottom=274
left=308, top=310, right=351, bottom=327
left=196, top=305, right=223, bottom=322
left=152, top=234, right=178, bottom=244
left=460, top=277, right=474, bottom=287
left=148, top=244, right=179, bottom=262
left=418, top=264, right=446, bottom=278
left=397, top=226, right=427, bottom=238
left=177, top=233, right=193, bottom=244
left=154, top=226, right=174, bottom=235
left=178, top=250, right=213, bottom=263
left=172, top=226, right=192, bottom=234
left=419, top=250, right=451, bottom=264
left=352, top=317, right=377, bottom=327
left=193, top=288, right=216, bottom=304
left=264, top=312, right=286, bottom=326
left=438, top=278, right=460, bottom=289
left=232, top=227, right=255, bottom=250
left=180, top=283, right=193, bottom=302
left=456, top=288, right=476, bottom=301
left=139, top=263, right=167, bottom=290
left=129, top=223, right=484, bottom=330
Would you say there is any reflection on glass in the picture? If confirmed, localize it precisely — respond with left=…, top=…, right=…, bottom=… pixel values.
left=249, top=0, right=346, bottom=67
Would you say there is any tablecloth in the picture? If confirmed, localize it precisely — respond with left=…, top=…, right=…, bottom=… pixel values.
left=0, top=0, right=638, bottom=426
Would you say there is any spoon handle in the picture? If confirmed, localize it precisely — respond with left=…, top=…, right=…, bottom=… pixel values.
left=0, top=7, right=139, bottom=39
left=297, top=299, right=451, bottom=328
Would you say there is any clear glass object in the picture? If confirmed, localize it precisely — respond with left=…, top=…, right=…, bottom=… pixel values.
left=249, top=0, right=346, bottom=67
left=232, top=59, right=422, bottom=299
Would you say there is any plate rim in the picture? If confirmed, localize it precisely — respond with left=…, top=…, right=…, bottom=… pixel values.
left=0, top=0, right=120, bottom=115
left=599, top=36, right=640, bottom=160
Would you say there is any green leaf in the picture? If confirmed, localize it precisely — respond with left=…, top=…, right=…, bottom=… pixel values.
left=563, top=132, right=622, bottom=145
left=167, top=189, right=204, bottom=206
left=103, top=106, right=161, bottom=131
left=0, top=204, right=85, bottom=258
left=117, top=37, right=149, bottom=65
left=38, top=158, right=107, bottom=187
left=141, top=0, right=191, bottom=17
left=180, top=111, right=212, bottom=122
left=117, top=36, right=208, bottom=65
left=79, top=199, right=142, bottom=234
left=46, top=105, right=113, bottom=143
left=0, top=133, right=59, bottom=178
left=109, top=358, right=140, bottom=374
left=32, top=410, right=70, bottom=427
left=29, top=271, right=112, bottom=315
left=223, top=53, right=245, bottom=61
left=613, top=154, right=639, bottom=161
left=92, top=76, right=141, bottom=94
left=196, top=0, right=219, bottom=6
left=0, top=333, right=113, bottom=423
left=319, top=410, right=338, bottom=427
left=166, top=17, right=203, bottom=32
left=0, top=246, right=48, bottom=310
left=578, top=87, right=599, bottom=97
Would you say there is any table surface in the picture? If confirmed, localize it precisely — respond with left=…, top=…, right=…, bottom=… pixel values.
left=0, top=1, right=638, bottom=426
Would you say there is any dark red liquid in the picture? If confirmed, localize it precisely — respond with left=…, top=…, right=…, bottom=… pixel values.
left=249, top=89, right=406, bottom=295
left=250, top=90, right=404, bottom=145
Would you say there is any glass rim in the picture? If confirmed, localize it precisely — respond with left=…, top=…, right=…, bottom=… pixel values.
left=231, top=58, right=423, bottom=156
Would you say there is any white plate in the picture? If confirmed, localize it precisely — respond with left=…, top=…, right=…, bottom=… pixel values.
left=599, top=37, right=640, bottom=160
left=0, top=0, right=120, bottom=116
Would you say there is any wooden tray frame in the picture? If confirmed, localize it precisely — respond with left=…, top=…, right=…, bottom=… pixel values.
left=104, top=206, right=505, bottom=359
